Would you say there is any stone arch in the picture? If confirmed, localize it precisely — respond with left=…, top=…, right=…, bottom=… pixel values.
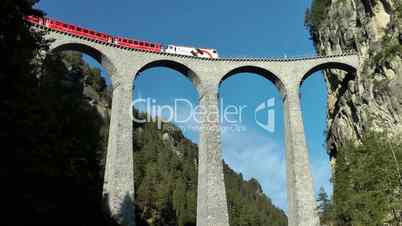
left=300, top=61, right=357, bottom=87
left=217, top=64, right=289, bottom=219
left=297, top=60, right=359, bottom=206
left=136, top=59, right=201, bottom=91
left=50, top=42, right=117, bottom=80
left=219, top=65, right=286, bottom=97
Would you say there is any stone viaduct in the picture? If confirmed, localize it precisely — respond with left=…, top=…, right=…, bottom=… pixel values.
left=37, top=24, right=359, bottom=226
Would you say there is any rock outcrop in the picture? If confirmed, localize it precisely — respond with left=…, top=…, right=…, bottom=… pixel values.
left=306, top=0, right=402, bottom=158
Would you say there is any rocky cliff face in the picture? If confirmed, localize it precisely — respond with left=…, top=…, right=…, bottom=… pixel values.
left=307, top=0, right=402, bottom=158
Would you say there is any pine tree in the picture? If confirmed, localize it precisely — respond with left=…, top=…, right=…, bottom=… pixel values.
left=317, top=187, right=333, bottom=225
left=333, top=132, right=402, bottom=225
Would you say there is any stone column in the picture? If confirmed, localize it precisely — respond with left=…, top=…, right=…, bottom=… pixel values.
left=283, top=86, right=320, bottom=226
left=103, top=73, right=135, bottom=226
left=196, top=84, right=230, bottom=226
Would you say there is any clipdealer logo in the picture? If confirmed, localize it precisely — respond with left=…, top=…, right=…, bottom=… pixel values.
left=130, top=97, right=275, bottom=133
left=254, top=98, right=275, bottom=132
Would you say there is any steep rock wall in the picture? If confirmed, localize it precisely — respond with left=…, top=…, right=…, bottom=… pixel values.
left=307, top=0, right=402, bottom=158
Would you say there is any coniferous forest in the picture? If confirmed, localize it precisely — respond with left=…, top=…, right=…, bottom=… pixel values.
left=9, top=1, right=287, bottom=225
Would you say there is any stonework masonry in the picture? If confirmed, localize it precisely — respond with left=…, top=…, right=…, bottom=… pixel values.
left=42, top=25, right=359, bottom=226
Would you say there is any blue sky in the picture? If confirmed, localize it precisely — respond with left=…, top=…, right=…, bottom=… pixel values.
left=37, top=0, right=332, bottom=212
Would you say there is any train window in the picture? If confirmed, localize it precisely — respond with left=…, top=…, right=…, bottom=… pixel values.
left=145, top=43, right=149, bottom=47
left=134, top=41, right=138, bottom=45
left=150, top=44, right=154, bottom=47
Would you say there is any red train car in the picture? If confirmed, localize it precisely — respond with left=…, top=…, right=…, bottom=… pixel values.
left=24, top=15, right=44, bottom=25
left=46, top=18, right=112, bottom=43
left=114, top=37, right=161, bottom=52
left=24, top=15, right=162, bottom=52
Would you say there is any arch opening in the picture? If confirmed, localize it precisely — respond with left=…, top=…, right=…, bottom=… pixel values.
left=33, top=48, right=114, bottom=224
left=219, top=72, right=288, bottom=225
left=220, top=66, right=286, bottom=98
left=300, top=62, right=357, bottom=87
left=132, top=66, right=200, bottom=225
left=137, top=60, right=200, bottom=88
left=50, top=42, right=117, bottom=79
left=299, top=64, right=357, bottom=223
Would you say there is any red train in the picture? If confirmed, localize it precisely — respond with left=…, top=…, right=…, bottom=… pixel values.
left=25, top=15, right=162, bottom=52
left=24, top=16, right=219, bottom=58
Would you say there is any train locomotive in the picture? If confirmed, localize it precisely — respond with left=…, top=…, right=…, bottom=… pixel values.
left=25, top=16, right=219, bottom=59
